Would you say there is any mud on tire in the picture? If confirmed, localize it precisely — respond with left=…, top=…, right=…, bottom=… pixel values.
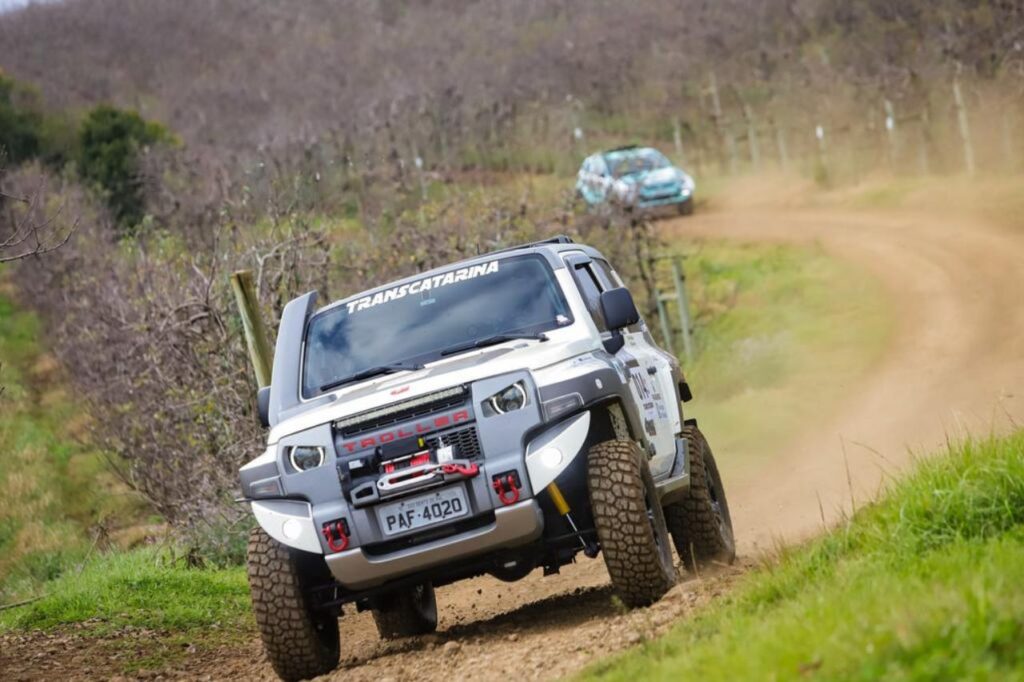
left=587, top=439, right=677, bottom=608
left=371, top=583, right=438, bottom=639
left=247, top=528, right=340, bottom=682
left=664, top=424, right=736, bottom=572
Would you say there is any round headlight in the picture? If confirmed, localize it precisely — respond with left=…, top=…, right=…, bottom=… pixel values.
left=490, top=384, right=527, bottom=414
left=289, top=446, right=325, bottom=472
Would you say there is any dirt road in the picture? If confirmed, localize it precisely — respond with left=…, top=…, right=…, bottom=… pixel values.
left=7, top=203, right=1023, bottom=681
left=300, top=205, right=1024, bottom=681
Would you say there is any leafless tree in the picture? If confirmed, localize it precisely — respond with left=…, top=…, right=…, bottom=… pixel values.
left=0, top=170, right=78, bottom=263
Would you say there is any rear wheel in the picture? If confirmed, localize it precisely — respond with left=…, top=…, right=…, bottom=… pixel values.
left=664, top=425, right=735, bottom=571
left=371, top=582, right=438, bottom=639
left=247, top=528, right=340, bottom=682
left=587, top=439, right=677, bottom=608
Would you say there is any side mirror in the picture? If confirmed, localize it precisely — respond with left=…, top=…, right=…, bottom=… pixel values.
left=600, top=287, right=640, bottom=330
left=257, top=386, right=271, bottom=428
left=599, top=287, right=640, bottom=355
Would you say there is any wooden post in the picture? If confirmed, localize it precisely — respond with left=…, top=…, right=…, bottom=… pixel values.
left=743, top=104, right=761, bottom=171
left=725, top=131, right=739, bottom=175
left=815, top=123, right=828, bottom=181
left=918, top=106, right=932, bottom=175
left=673, top=117, right=685, bottom=163
left=230, top=270, right=273, bottom=388
left=773, top=118, right=790, bottom=173
left=708, top=72, right=727, bottom=173
left=952, top=77, right=976, bottom=176
left=884, top=99, right=897, bottom=170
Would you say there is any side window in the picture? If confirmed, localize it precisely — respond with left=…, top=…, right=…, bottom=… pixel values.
left=590, top=259, right=619, bottom=289
left=569, top=262, right=608, bottom=332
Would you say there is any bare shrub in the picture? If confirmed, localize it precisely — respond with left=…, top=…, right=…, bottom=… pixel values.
left=0, top=164, right=78, bottom=263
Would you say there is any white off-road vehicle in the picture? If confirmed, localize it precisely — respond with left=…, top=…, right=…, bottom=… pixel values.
left=240, top=236, right=734, bottom=681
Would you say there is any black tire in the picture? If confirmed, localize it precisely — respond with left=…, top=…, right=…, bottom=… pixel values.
left=664, top=425, right=735, bottom=572
left=371, top=583, right=438, bottom=639
left=247, top=528, right=340, bottom=682
left=587, top=439, right=677, bottom=608
left=677, top=198, right=695, bottom=216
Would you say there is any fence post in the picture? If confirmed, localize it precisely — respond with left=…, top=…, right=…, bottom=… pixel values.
left=884, top=99, right=897, bottom=170
left=952, top=77, right=976, bottom=176
left=673, top=117, right=685, bottom=163
left=773, top=118, right=790, bottom=172
left=917, top=106, right=933, bottom=175
left=656, top=295, right=675, bottom=357
left=671, top=257, right=694, bottom=362
left=725, top=131, right=739, bottom=175
left=743, top=104, right=761, bottom=171
left=815, top=124, right=828, bottom=180
left=230, top=270, right=273, bottom=388
left=708, top=72, right=728, bottom=173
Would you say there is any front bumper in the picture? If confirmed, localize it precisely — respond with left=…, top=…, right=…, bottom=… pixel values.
left=324, top=499, right=543, bottom=589
left=636, top=192, right=692, bottom=210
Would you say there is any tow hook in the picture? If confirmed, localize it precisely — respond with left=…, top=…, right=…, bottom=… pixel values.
left=492, top=471, right=521, bottom=506
left=441, top=461, right=479, bottom=478
left=322, top=518, right=350, bottom=552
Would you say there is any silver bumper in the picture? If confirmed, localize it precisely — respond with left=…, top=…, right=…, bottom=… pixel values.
left=325, top=499, right=544, bottom=589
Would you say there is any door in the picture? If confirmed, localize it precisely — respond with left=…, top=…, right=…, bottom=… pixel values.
left=564, top=254, right=676, bottom=475
left=589, top=258, right=679, bottom=478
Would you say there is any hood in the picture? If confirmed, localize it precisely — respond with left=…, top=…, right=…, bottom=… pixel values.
left=638, top=166, right=681, bottom=186
left=267, top=332, right=597, bottom=444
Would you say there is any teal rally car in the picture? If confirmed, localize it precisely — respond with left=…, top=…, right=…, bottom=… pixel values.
left=576, top=146, right=695, bottom=215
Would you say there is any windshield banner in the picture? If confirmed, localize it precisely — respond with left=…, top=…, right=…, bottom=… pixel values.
left=346, top=260, right=500, bottom=314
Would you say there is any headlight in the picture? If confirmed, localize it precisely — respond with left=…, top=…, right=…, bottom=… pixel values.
left=288, top=446, right=325, bottom=472
left=488, top=382, right=527, bottom=414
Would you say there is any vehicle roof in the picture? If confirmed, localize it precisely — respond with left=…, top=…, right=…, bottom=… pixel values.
left=313, top=237, right=606, bottom=317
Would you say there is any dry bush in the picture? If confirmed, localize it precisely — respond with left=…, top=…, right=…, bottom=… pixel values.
left=8, top=164, right=330, bottom=559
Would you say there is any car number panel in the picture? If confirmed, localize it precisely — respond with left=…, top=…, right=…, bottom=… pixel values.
left=376, top=486, right=470, bottom=537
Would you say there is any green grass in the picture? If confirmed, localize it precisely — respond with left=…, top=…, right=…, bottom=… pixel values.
left=0, top=293, right=145, bottom=603
left=581, top=429, right=1024, bottom=681
left=0, top=547, right=250, bottom=635
left=672, top=241, right=891, bottom=470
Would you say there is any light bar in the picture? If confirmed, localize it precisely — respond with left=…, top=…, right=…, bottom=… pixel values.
left=333, top=385, right=467, bottom=431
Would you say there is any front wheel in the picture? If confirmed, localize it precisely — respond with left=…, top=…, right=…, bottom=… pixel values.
left=664, top=424, right=735, bottom=571
left=677, top=198, right=695, bottom=216
left=588, top=439, right=677, bottom=608
left=371, top=582, right=438, bottom=639
left=247, top=528, right=340, bottom=682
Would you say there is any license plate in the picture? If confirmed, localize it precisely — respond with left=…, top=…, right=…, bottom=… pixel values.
left=376, top=486, right=469, bottom=537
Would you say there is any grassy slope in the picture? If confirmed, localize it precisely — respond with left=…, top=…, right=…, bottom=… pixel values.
left=0, top=293, right=142, bottom=601
left=678, top=241, right=890, bottom=470
left=0, top=291, right=252, bottom=667
left=582, top=429, right=1024, bottom=681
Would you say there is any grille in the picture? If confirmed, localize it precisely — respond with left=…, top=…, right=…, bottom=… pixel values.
left=425, top=426, right=482, bottom=459
left=335, top=386, right=468, bottom=438
left=641, top=182, right=681, bottom=199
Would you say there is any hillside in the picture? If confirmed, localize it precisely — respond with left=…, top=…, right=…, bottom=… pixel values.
left=1, top=0, right=1021, bottom=174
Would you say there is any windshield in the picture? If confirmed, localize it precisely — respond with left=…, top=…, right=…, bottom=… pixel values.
left=302, top=255, right=573, bottom=397
left=605, top=148, right=670, bottom=178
